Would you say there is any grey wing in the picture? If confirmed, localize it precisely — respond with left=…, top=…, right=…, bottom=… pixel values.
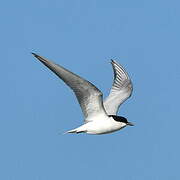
left=103, top=60, right=133, bottom=115
left=32, top=53, right=107, bottom=120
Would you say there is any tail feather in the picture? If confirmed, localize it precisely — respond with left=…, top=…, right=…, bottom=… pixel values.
left=64, top=128, right=86, bottom=134
left=66, top=129, right=77, bottom=134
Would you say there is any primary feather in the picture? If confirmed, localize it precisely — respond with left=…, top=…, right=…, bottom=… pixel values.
left=103, top=60, right=133, bottom=115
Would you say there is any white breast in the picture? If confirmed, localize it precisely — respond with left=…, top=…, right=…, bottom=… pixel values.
left=83, top=117, right=127, bottom=134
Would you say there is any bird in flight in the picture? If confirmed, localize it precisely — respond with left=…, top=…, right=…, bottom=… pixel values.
left=32, top=53, right=134, bottom=135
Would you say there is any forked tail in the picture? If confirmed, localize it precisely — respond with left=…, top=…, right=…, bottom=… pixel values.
left=64, top=128, right=86, bottom=134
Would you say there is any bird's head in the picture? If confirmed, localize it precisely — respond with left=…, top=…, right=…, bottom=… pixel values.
left=109, top=115, right=134, bottom=126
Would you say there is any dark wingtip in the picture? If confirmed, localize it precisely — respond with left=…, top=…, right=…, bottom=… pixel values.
left=110, top=59, right=114, bottom=64
left=31, top=52, right=38, bottom=58
left=31, top=52, right=48, bottom=63
left=111, top=59, right=117, bottom=64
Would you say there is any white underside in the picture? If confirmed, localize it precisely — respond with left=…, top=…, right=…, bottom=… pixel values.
left=67, top=116, right=127, bottom=135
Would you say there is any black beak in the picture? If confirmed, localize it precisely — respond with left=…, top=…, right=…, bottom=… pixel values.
left=127, top=122, right=134, bottom=126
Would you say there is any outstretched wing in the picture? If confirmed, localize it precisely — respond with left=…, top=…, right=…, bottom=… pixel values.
left=103, top=60, right=133, bottom=115
left=32, top=53, right=107, bottom=121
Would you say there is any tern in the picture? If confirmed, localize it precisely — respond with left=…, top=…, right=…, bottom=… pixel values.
left=32, top=53, right=134, bottom=135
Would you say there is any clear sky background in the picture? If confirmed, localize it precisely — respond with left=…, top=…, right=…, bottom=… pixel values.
left=1, top=0, right=180, bottom=179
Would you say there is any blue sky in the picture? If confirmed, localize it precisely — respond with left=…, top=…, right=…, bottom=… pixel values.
left=1, top=0, right=180, bottom=179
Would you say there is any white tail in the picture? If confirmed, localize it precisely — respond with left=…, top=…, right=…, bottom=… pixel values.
left=65, top=129, right=77, bottom=134
left=64, top=127, right=86, bottom=134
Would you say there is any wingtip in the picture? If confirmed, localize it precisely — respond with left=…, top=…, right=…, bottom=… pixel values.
left=111, top=59, right=124, bottom=68
left=31, top=52, right=38, bottom=58
left=31, top=52, right=48, bottom=63
left=110, top=59, right=116, bottom=64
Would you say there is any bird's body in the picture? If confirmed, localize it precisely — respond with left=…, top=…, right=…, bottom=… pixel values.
left=67, top=115, right=126, bottom=134
left=32, top=53, right=134, bottom=135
